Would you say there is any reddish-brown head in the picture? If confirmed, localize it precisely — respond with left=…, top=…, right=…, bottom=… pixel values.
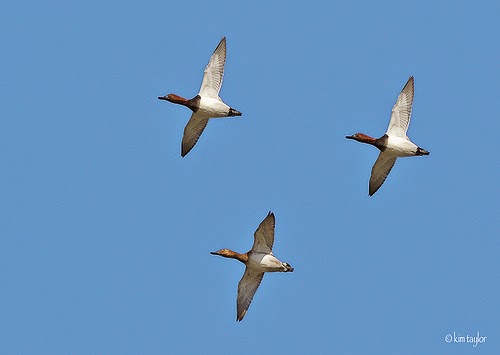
left=158, top=93, right=189, bottom=104
left=210, top=248, right=231, bottom=257
left=346, top=133, right=372, bottom=141
left=210, top=249, right=248, bottom=263
left=346, top=133, right=377, bottom=145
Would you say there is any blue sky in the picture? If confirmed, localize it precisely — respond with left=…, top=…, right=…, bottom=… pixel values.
left=1, top=0, right=499, bottom=353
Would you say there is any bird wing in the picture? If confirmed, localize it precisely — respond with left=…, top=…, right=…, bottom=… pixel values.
left=386, top=76, right=414, bottom=138
left=252, top=212, right=275, bottom=254
left=181, top=113, right=209, bottom=157
left=369, top=153, right=397, bottom=196
left=237, top=267, right=265, bottom=321
left=198, top=37, right=226, bottom=99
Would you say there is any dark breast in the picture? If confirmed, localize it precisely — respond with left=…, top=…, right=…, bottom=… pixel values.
left=374, top=134, right=389, bottom=152
left=187, top=95, right=201, bottom=113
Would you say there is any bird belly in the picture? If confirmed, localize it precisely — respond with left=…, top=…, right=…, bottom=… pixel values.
left=248, top=253, right=285, bottom=272
left=198, top=97, right=231, bottom=118
left=385, top=136, right=418, bottom=157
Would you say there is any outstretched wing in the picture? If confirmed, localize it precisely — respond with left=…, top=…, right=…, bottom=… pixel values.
left=198, top=37, right=226, bottom=99
left=252, top=212, right=275, bottom=254
left=237, top=267, right=265, bottom=321
left=369, top=153, right=397, bottom=196
left=181, top=113, right=209, bottom=157
left=386, top=76, right=414, bottom=138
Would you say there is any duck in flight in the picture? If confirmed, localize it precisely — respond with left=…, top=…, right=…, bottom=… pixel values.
left=158, top=37, right=242, bottom=157
left=346, top=76, right=429, bottom=196
left=211, top=212, right=294, bottom=321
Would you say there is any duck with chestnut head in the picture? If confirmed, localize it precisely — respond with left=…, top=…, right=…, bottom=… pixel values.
left=211, top=212, right=294, bottom=321
left=346, top=76, right=429, bottom=196
left=158, top=37, right=242, bottom=157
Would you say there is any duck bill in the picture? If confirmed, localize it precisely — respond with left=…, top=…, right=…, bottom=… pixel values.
left=158, top=96, right=168, bottom=101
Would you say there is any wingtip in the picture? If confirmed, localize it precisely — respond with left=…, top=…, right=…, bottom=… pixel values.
left=181, top=144, right=192, bottom=157
left=181, top=148, right=190, bottom=157
left=406, top=76, right=415, bottom=89
left=218, top=36, right=227, bottom=48
left=266, top=211, right=276, bottom=225
left=236, top=310, right=246, bottom=322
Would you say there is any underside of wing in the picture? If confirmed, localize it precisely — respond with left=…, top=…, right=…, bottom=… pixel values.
left=198, top=37, right=226, bottom=99
left=369, top=153, right=397, bottom=196
left=252, top=212, right=275, bottom=254
left=237, top=268, right=264, bottom=321
left=181, top=113, right=209, bottom=157
left=387, top=76, right=414, bottom=138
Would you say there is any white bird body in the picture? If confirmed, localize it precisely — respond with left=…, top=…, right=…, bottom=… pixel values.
left=210, top=212, right=293, bottom=321
left=384, top=135, right=420, bottom=157
left=247, top=252, right=290, bottom=272
left=158, top=37, right=241, bottom=156
left=196, top=96, right=232, bottom=118
left=346, top=76, right=429, bottom=195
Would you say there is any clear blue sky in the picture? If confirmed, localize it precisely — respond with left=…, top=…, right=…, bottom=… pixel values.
left=1, top=0, right=499, bottom=353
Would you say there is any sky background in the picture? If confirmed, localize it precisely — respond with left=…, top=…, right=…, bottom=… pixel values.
left=1, top=0, right=499, bottom=353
